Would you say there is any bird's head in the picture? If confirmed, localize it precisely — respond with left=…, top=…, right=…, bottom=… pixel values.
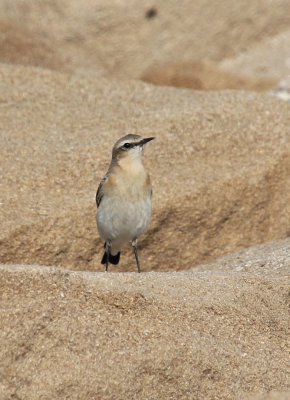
left=112, top=134, right=154, bottom=164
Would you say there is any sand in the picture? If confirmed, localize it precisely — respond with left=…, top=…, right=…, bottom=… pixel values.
left=0, top=249, right=289, bottom=400
left=0, top=0, right=289, bottom=399
left=1, top=64, right=289, bottom=272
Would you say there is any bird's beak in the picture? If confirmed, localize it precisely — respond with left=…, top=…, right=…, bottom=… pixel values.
left=140, top=137, right=155, bottom=146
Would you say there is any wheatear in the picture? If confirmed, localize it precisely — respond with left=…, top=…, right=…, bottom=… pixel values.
left=96, top=134, right=154, bottom=272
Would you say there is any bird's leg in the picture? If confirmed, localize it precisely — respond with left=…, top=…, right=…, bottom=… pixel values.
left=132, top=239, right=141, bottom=273
left=105, top=239, right=111, bottom=272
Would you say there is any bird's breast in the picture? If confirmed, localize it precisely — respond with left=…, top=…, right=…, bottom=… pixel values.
left=104, top=165, right=151, bottom=202
left=97, top=184, right=152, bottom=243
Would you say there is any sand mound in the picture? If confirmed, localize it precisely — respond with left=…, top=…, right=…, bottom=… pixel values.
left=194, top=238, right=290, bottom=276
left=0, top=64, right=289, bottom=271
left=221, top=30, right=290, bottom=81
left=141, top=61, right=277, bottom=91
left=0, top=1, right=290, bottom=398
left=0, top=20, right=66, bottom=70
left=0, top=0, right=289, bottom=85
left=0, top=238, right=289, bottom=399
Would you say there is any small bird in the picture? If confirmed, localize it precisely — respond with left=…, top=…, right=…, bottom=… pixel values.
left=96, top=134, right=154, bottom=272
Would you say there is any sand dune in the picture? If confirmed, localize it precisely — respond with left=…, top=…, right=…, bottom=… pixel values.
left=0, top=64, right=289, bottom=272
left=0, top=62, right=289, bottom=400
left=0, top=0, right=290, bottom=399
left=0, top=0, right=289, bottom=86
left=0, top=238, right=289, bottom=399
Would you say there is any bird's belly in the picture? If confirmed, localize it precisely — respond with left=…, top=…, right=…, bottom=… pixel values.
left=97, top=196, right=152, bottom=243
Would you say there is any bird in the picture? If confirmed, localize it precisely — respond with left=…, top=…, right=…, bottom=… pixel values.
left=96, top=134, right=154, bottom=272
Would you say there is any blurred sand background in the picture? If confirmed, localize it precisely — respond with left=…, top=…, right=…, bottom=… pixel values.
left=0, top=1, right=289, bottom=399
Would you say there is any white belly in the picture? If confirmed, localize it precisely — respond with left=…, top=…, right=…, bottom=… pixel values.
left=97, top=195, right=152, bottom=246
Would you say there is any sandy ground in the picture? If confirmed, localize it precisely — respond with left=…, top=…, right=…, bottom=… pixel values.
left=1, top=64, right=289, bottom=272
left=0, top=0, right=289, bottom=399
left=0, top=0, right=289, bottom=85
left=0, top=240, right=289, bottom=400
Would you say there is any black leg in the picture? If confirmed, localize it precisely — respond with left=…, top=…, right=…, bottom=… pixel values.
left=132, top=239, right=141, bottom=273
left=105, top=240, right=111, bottom=272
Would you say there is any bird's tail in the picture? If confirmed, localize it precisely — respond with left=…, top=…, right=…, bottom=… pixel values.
left=101, top=247, right=121, bottom=265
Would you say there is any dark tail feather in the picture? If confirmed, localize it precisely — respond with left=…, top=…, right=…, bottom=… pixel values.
left=101, top=251, right=120, bottom=265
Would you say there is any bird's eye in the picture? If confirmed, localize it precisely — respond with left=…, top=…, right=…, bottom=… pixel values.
left=123, top=143, right=131, bottom=149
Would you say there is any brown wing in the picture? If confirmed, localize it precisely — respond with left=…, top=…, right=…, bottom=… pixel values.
left=96, top=174, right=108, bottom=207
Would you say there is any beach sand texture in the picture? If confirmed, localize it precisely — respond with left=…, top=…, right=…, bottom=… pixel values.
left=0, top=1, right=289, bottom=399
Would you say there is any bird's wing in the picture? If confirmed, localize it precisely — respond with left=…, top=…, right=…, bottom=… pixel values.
left=96, top=173, right=108, bottom=207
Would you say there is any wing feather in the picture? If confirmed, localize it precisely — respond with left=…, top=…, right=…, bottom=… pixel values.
left=96, top=173, right=108, bottom=207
